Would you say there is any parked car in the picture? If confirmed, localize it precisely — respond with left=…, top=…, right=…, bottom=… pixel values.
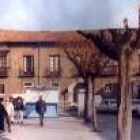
left=96, top=98, right=117, bottom=112
left=132, top=99, right=140, bottom=115
left=98, top=98, right=140, bottom=115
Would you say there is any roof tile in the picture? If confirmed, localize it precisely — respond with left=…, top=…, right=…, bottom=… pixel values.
left=0, top=30, right=85, bottom=42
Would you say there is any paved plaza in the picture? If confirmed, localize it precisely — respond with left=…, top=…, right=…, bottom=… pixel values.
left=1, top=114, right=140, bottom=140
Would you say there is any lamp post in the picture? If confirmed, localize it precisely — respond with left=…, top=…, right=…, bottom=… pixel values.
left=123, top=17, right=129, bottom=29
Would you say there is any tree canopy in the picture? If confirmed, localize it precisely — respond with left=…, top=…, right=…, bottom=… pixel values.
left=77, top=28, right=140, bottom=61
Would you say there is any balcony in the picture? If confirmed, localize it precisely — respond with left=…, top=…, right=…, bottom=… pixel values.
left=19, top=69, right=34, bottom=78
left=100, top=65, right=118, bottom=77
left=44, top=69, right=61, bottom=78
left=0, top=67, right=8, bottom=78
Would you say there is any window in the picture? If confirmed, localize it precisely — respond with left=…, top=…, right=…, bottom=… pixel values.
left=49, top=55, right=60, bottom=72
left=51, top=82, right=59, bottom=87
left=0, top=55, right=7, bottom=67
left=24, top=82, right=34, bottom=88
left=139, top=55, right=140, bottom=71
left=0, top=84, right=4, bottom=94
left=23, top=55, right=34, bottom=73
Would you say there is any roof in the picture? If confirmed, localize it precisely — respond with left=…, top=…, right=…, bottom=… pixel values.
left=0, top=30, right=85, bottom=42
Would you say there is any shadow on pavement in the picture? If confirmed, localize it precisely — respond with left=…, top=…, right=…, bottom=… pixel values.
left=63, top=109, right=117, bottom=139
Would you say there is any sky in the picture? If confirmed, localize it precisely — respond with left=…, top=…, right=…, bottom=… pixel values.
left=0, top=0, right=139, bottom=31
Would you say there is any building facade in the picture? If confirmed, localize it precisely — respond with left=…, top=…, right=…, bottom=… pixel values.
left=0, top=30, right=140, bottom=106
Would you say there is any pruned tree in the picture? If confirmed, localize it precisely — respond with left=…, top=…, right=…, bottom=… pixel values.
left=77, top=17, right=140, bottom=140
left=61, top=40, right=109, bottom=131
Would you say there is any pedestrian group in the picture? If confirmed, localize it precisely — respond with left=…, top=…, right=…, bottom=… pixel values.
left=0, top=95, right=46, bottom=133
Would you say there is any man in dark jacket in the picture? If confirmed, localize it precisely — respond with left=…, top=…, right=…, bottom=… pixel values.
left=35, top=95, right=46, bottom=126
left=0, top=98, right=11, bottom=133
left=14, top=97, right=25, bottom=124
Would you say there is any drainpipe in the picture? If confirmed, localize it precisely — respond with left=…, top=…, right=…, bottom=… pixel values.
left=37, top=42, right=40, bottom=87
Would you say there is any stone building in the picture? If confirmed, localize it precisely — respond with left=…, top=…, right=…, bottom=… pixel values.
left=0, top=30, right=140, bottom=107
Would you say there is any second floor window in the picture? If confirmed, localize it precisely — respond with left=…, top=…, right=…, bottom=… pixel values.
left=0, top=84, right=4, bottom=94
left=49, top=55, right=60, bottom=72
left=23, top=55, right=34, bottom=73
left=0, top=55, right=7, bottom=67
left=139, top=55, right=140, bottom=71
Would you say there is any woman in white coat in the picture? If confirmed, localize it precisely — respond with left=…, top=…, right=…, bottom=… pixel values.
left=6, top=97, right=15, bottom=123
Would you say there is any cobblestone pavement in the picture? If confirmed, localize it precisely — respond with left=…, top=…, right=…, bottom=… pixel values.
left=1, top=114, right=140, bottom=140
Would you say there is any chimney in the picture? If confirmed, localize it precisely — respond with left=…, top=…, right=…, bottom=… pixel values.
left=123, top=18, right=129, bottom=29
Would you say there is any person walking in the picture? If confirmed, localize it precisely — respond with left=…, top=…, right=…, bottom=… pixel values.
left=35, top=95, right=46, bottom=126
left=14, top=97, right=24, bottom=125
left=6, top=97, right=15, bottom=124
left=0, top=98, right=11, bottom=133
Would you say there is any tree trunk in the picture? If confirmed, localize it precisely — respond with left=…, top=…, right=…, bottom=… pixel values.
left=83, top=77, right=93, bottom=122
left=117, top=51, right=132, bottom=140
left=83, top=79, right=89, bottom=122
left=87, top=77, right=93, bottom=120
left=91, top=78, right=98, bottom=131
